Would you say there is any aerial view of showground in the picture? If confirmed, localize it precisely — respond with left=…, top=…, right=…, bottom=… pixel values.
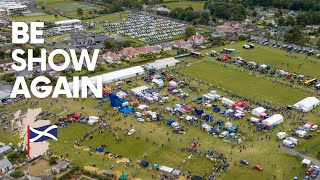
left=0, top=0, right=320, bottom=179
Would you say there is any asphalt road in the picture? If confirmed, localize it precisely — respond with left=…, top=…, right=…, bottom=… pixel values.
left=282, top=146, right=320, bottom=180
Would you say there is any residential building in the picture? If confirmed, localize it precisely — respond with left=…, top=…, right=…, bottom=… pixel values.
left=135, top=45, right=154, bottom=54
left=52, top=161, right=70, bottom=174
left=188, top=34, right=205, bottom=46
left=118, top=47, right=139, bottom=60
left=0, top=58, right=15, bottom=72
left=0, top=9, right=6, bottom=16
left=102, top=51, right=121, bottom=63
left=0, top=32, right=11, bottom=41
left=0, top=158, right=12, bottom=174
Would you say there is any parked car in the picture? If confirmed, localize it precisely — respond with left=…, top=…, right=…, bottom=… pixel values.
left=306, top=167, right=314, bottom=175
left=127, top=129, right=136, bottom=135
left=240, top=160, right=249, bottom=166
left=305, top=134, right=313, bottom=139
left=219, top=131, right=229, bottom=138
left=253, top=165, right=263, bottom=171
left=137, top=118, right=144, bottom=122
left=311, top=169, right=319, bottom=179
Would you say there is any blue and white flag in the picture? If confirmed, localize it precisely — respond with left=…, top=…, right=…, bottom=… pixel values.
left=29, top=124, right=58, bottom=143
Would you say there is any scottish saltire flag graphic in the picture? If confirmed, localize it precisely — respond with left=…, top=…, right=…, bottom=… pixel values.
left=29, top=124, right=58, bottom=143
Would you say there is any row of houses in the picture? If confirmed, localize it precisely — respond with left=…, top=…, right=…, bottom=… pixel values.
left=102, top=34, right=205, bottom=63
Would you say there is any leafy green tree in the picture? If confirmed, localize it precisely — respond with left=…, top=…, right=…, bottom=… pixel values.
left=77, top=8, right=83, bottom=16
left=185, top=26, right=196, bottom=37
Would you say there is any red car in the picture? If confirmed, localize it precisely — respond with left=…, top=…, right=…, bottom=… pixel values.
left=306, top=167, right=314, bottom=175
left=254, top=165, right=263, bottom=171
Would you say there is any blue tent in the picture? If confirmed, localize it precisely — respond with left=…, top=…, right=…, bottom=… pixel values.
left=119, top=106, right=134, bottom=114
left=167, top=119, right=175, bottom=125
left=213, top=107, right=220, bottom=112
left=96, top=147, right=104, bottom=152
left=205, top=114, right=212, bottom=122
left=140, top=160, right=149, bottom=168
left=110, top=93, right=125, bottom=107
left=217, top=120, right=224, bottom=126
left=195, top=108, right=204, bottom=115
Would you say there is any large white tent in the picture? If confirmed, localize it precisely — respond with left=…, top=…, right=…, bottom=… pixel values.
left=221, top=97, right=235, bottom=106
left=145, top=58, right=179, bottom=70
left=69, top=66, right=145, bottom=91
left=293, top=97, right=320, bottom=112
left=252, top=107, right=266, bottom=117
left=159, top=166, right=174, bottom=173
left=262, top=114, right=284, bottom=127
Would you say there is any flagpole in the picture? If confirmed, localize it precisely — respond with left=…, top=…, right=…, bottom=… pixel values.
left=27, top=125, right=30, bottom=158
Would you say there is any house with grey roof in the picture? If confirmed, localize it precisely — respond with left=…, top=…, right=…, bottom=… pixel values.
left=0, top=158, right=13, bottom=173
left=51, top=161, right=70, bottom=174
left=0, top=146, right=12, bottom=156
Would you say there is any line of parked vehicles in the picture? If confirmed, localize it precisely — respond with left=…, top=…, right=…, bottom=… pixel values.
left=247, top=38, right=319, bottom=58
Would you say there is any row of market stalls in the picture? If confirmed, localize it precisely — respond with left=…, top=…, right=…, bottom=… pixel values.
left=138, top=160, right=182, bottom=176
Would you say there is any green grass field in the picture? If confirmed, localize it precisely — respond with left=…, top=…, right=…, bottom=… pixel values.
left=199, top=42, right=320, bottom=78
left=8, top=13, right=68, bottom=22
left=158, top=1, right=205, bottom=10
left=48, top=3, right=98, bottom=13
left=83, top=12, right=131, bottom=23
left=2, top=40, right=320, bottom=179
left=178, top=62, right=310, bottom=106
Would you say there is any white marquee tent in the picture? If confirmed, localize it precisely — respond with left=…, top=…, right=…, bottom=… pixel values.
left=221, top=97, right=235, bottom=106
left=146, top=58, right=179, bottom=70
left=159, top=166, right=174, bottom=173
left=262, top=114, right=284, bottom=127
left=293, top=97, right=320, bottom=112
left=252, top=107, right=266, bottom=117
left=69, top=66, right=145, bottom=91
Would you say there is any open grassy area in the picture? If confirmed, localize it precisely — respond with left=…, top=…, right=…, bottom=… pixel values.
left=158, top=1, right=205, bottom=10
left=83, top=12, right=132, bottom=23
left=48, top=3, right=98, bottom=13
left=2, top=40, right=320, bottom=179
left=8, top=13, right=68, bottom=22
left=178, top=61, right=310, bottom=106
left=35, top=0, right=76, bottom=5
left=199, top=41, right=320, bottom=78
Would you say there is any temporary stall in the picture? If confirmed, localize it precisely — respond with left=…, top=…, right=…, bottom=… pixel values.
left=202, top=123, right=212, bottom=132
left=232, top=101, right=245, bottom=109
left=302, top=159, right=311, bottom=166
left=171, top=122, right=180, bottom=128
left=221, top=97, right=235, bottom=106
left=140, top=160, right=149, bottom=168
left=213, top=107, right=220, bottom=112
left=293, top=97, right=320, bottom=112
left=250, top=117, right=260, bottom=123
left=152, top=79, right=164, bottom=87
left=131, top=86, right=149, bottom=96
left=169, top=81, right=178, bottom=88
left=210, top=90, right=217, bottom=95
left=252, top=107, right=266, bottom=117
left=160, top=166, right=174, bottom=173
left=88, top=116, right=99, bottom=125
left=116, top=91, right=127, bottom=99
left=277, top=132, right=287, bottom=140
left=295, top=130, right=307, bottom=138
left=262, top=114, right=284, bottom=127
left=146, top=58, right=180, bottom=69
left=172, top=170, right=181, bottom=176
left=137, top=105, right=148, bottom=111
left=69, top=66, right=145, bottom=91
